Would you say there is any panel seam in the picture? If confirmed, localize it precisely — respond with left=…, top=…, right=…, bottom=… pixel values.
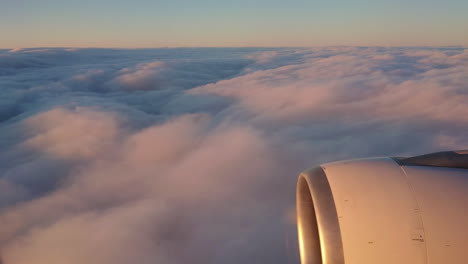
left=398, top=164, right=429, bottom=264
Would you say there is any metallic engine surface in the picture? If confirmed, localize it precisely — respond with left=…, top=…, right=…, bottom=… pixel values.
left=297, top=157, right=468, bottom=264
left=297, top=168, right=344, bottom=264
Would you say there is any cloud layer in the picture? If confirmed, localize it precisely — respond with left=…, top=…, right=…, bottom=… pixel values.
left=0, top=46, right=467, bottom=263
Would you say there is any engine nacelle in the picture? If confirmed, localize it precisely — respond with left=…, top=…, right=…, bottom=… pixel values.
left=297, top=151, right=468, bottom=264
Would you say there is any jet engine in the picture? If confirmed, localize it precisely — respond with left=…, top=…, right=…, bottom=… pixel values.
left=296, top=150, right=468, bottom=264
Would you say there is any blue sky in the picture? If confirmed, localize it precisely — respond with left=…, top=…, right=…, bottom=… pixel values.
left=1, top=0, right=468, bottom=48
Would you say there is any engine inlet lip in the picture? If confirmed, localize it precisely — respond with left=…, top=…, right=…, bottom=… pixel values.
left=297, top=167, right=345, bottom=264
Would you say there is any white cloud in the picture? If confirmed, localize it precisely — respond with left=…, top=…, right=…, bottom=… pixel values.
left=0, top=46, right=467, bottom=264
left=22, top=108, right=121, bottom=160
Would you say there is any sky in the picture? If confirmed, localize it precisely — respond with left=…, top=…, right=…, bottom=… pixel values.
left=1, top=0, right=468, bottom=48
left=0, top=46, right=467, bottom=263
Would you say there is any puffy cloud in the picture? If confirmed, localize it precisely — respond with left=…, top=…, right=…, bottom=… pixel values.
left=22, top=108, right=121, bottom=160
left=0, top=46, right=467, bottom=264
left=111, top=61, right=169, bottom=91
left=192, top=47, right=468, bottom=125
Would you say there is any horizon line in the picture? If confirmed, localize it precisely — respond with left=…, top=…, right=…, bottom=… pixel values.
left=3, top=45, right=467, bottom=51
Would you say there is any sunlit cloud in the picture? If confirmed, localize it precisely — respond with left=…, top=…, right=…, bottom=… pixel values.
left=0, top=47, right=467, bottom=264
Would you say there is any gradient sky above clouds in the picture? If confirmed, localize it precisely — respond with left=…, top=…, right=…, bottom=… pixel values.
left=2, top=0, right=468, bottom=48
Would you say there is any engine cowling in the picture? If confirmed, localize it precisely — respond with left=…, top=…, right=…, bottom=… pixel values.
left=296, top=151, right=468, bottom=264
